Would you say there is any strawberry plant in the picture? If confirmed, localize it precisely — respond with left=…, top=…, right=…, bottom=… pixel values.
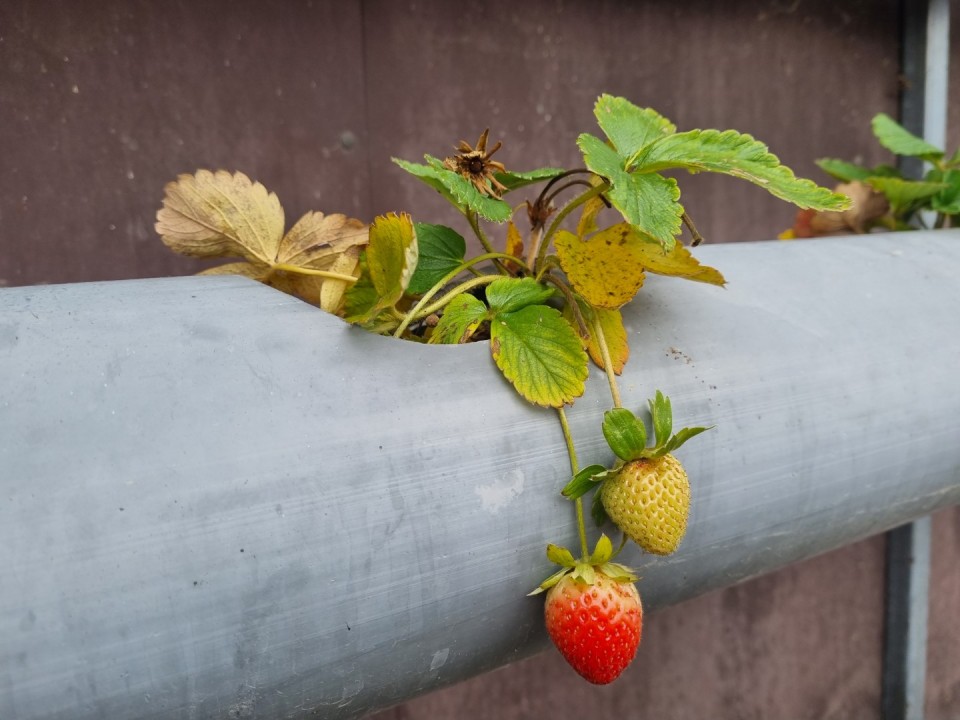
left=783, top=112, right=960, bottom=237
left=155, top=94, right=847, bottom=684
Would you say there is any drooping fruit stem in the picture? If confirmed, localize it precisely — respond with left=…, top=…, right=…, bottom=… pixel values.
left=557, top=407, right=589, bottom=559
left=592, top=314, right=623, bottom=409
left=392, top=253, right=525, bottom=338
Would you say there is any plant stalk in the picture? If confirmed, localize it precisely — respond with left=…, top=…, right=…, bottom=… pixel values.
left=392, top=253, right=525, bottom=338
left=536, top=182, right=610, bottom=272
left=593, top=313, right=623, bottom=409
left=557, top=407, right=589, bottom=559
left=272, top=264, right=359, bottom=283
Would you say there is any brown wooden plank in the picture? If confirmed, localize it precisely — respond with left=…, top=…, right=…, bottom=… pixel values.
left=364, top=0, right=901, bottom=253
left=0, top=0, right=370, bottom=286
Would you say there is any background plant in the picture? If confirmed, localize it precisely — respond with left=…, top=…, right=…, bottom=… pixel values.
left=783, top=113, right=960, bottom=237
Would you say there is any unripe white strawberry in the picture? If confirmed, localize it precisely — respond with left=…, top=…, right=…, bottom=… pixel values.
left=601, top=453, right=690, bottom=555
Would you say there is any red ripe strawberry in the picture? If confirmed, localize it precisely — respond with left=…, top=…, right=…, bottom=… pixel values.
left=544, top=571, right=642, bottom=684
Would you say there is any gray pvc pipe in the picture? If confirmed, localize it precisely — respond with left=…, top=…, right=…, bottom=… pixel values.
left=2, top=231, right=959, bottom=719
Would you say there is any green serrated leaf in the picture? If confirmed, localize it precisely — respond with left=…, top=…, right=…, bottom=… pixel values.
left=590, top=534, right=614, bottom=565
left=579, top=132, right=684, bottom=249
left=632, top=129, right=850, bottom=212
left=867, top=176, right=949, bottom=216
left=547, top=543, right=577, bottom=567
left=562, top=464, right=608, bottom=500
left=931, top=169, right=960, bottom=214
left=602, top=408, right=649, bottom=461
left=946, top=147, right=960, bottom=168
left=594, top=94, right=676, bottom=159
left=871, top=113, right=944, bottom=160
left=486, top=277, right=555, bottom=314
left=660, top=425, right=713, bottom=456
left=494, top=166, right=566, bottom=192
left=490, top=304, right=588, bottom=407
left=649, top=391, right=673, bottom=448
left=407, top=223, right=466, bottom=295
left=816, top=158, right=873, bottom=182
left=428, top=293, right=488, bottom=344
left=591, top=489, right=609, bottom=527
left=392, top=157, right=513, bottom=222
left=365, top=213, right=418, bottom=315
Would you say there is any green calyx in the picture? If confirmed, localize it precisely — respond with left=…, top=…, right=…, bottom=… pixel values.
left=603, top=390, right=712, bottom=463
left=528, top=534, right=637, bottom=595
left=560, top=391, right=712, bottom=503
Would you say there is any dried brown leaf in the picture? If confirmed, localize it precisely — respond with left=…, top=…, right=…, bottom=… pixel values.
left=155, top=170, right=284, bottom=263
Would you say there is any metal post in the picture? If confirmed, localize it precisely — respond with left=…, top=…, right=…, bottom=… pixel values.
left=882, top=2, right=950, bottom=719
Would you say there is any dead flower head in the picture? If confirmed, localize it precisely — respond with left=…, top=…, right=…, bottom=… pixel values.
left=444, top=129, right=509, bottom=198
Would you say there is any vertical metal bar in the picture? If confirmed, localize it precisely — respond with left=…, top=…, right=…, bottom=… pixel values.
left=882, top=2, right=949, bottom=719
left=883, top=518, right=933, bottom=720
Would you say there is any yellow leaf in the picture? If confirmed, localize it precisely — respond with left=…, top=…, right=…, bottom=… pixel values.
left=318, top=248, right=362, bottom=313
left=556, top=223, right=725, bottom=309
left=563, top=301, right=629, bottom=374
left=587, top=306, right=629, bottom=374
left=554, top=228, right=646, bottom=309
left=155, top=170, right=284, bottom=264
left=626, top=228, right=725, bottom=286
left=367, top=212, right=418, bottom=306
left=577, top=178, right=609, bottom=238
left=503, top=220, right=525, bottom=274
left=278, top=211, right=369, bottom=270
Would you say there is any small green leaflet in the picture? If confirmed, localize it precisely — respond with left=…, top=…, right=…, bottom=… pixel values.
left=589, top=533, right=614, bottom=565
left=407, top=223, right=466, bottom=295
left=649, top=390, right=673, bottom=447
left=631, top=129, right=850, bottom=212
left=931, top=169, right=960, bottom=214
left=547, top=544, right=577, bottom=567
left=815, top=158, right=874, bottom=182
left=871, top=113, right=944, bottom=161
left=494, top=167, right=566, bottom=192
left=662, top=425, right=712, bottom=454
left=561, top=464, right=609, bottom=500
left=429, top=293, right=487, bottom=344
left=602, top=408, right=648, bottom=461
left=867, top=177, right=948, bottom=215
left=593, top=94, right=676, bottom=159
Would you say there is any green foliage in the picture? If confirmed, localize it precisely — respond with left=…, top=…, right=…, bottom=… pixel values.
left=871, top=113, right=943, bottom=161
left=407, top=223, right=465, bottom=295
left=815, top=112, right=960, bottom=230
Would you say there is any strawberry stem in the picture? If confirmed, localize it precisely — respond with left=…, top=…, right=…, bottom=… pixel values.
left=592, top=313, right=623, bottom=409
left=557, top=407, right=589, bottom=559
left=392, top=253, right=521, bottom=338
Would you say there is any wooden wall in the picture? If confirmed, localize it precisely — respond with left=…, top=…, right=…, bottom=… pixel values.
left=2, top=1, right=957, bottom=718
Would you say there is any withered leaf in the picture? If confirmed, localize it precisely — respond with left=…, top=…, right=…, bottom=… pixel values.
left=156, top=170, right=368, bottom=315
left=156, top=170, right=284, bottom=263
